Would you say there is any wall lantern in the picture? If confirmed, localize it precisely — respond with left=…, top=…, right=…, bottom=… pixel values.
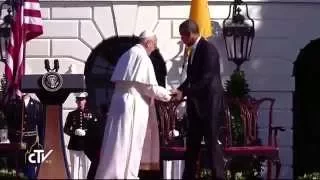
left=223, top=0, right=255, bottom=70
left=0, top=0, right=14, bottom=62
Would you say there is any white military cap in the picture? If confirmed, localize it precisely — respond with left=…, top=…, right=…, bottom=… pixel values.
left=75, top=92, right=88, bottom=100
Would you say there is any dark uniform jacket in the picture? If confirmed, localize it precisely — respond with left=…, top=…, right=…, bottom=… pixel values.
left=84, top=111, right=105, bottom=161
left=64, top=108, right=97, bottom=151
left=5, top=97, right=44, bottom=145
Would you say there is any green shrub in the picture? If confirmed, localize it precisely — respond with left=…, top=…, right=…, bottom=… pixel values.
left=0, top=169, right=27, bottom=179
left=298, top=172, right=320, bottom=180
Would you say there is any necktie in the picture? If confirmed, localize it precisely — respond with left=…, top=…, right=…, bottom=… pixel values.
left=186, top=48, right=193, bottom=90
left=188, top=48, right=193, bottom=65
left=187, top=48, right=193, bottom=76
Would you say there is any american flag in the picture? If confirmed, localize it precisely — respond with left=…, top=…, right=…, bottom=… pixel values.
left=5, top=0, right=43, bottom=97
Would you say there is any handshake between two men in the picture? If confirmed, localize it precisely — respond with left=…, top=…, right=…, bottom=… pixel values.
left=169, top=89, right=183, bottom=102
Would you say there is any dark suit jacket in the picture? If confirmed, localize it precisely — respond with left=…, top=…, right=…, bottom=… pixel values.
left=178, top=37, right=224, bottom=119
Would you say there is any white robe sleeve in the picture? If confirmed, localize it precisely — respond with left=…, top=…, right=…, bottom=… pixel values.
left=139, top=84, right=171, bottom=102
left=111, top=44, right=171, bottom=102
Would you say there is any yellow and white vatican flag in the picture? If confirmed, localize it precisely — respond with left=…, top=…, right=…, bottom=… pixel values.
left=189, top=0, right=213, bottom=38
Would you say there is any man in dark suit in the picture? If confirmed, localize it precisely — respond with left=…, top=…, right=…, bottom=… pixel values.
left=171, top=19, right=225, bottom=179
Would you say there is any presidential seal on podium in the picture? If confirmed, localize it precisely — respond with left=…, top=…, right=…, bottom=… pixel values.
left=41, top=72, right=63, bottom=92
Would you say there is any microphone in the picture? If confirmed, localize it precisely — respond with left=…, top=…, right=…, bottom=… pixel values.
left=54, top=59, right=59, bottom=72
left=44, top=59, right=50, bottom=72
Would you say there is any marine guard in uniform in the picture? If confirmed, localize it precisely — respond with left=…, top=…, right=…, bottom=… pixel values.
left=63, top=92, right=93, bottom=179
left=5, top=90, right=44, bottom=179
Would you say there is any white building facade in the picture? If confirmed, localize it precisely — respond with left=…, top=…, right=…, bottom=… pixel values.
left=5, top=0, right=320, bottom=179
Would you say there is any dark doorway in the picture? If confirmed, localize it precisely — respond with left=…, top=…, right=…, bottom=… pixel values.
left=293, top=38, right=320, bottom=178
left=84, top=35, right=139, bottom=111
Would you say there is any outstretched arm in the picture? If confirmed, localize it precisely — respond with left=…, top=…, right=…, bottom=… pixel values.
left=139, top=84, right=172, bottom=102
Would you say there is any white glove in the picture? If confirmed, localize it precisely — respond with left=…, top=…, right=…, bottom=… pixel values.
left=0, top=139, right=10, bottom=144
left=74, top=129, right=86, bottom=136
left=169, top=129, right=180, bottom=137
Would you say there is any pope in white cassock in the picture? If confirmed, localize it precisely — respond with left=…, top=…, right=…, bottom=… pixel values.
left=95, top=30, right=172, bottom=179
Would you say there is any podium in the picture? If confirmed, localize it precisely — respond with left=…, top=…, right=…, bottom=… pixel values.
left=21, top=72, right=85, bottom=179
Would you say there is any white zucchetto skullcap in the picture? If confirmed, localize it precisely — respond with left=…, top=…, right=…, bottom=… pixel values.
left=139, top=30, right=156, bottom=39
left=75, top=92, right=88, bottom=99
